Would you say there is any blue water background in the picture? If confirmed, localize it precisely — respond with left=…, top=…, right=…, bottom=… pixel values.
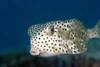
left=0, top=0, right=100, bottom=52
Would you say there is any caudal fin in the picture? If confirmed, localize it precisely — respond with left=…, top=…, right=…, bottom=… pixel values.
left=87, top=19, right=100, bottom=39
left=96, top=19, right=100, bottom=38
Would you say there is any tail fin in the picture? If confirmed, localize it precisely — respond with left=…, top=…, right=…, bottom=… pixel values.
left=87, top=19, right=100, bottom=39
left=96, top=19, right=100, bottom=38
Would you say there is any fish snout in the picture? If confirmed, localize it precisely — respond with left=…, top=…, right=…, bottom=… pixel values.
left=30, top=48, right=40, bottom=56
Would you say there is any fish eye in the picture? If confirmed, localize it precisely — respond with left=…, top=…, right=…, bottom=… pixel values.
left=51, top=26, right=54, bottom=32
left=47, top=25, right=54, bottom=35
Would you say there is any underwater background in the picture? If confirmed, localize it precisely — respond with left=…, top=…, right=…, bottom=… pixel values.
left=0, top=0, right=100, bottom=67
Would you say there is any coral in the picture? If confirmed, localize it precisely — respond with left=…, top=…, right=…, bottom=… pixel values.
left=0, top=51, right=100, bottom=67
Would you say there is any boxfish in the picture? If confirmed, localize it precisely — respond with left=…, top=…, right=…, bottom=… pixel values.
left=28, top=19, right=100, bottom=57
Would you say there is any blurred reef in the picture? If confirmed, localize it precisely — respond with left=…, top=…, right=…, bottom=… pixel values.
left=0, top=52, right=100, bottom=67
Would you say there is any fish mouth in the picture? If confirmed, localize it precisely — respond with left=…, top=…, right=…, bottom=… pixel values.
left=30, top=47, right=40, bottom=56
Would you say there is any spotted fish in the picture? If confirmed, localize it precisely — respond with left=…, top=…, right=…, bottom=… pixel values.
left=28, top=19, right=100, bottom=57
